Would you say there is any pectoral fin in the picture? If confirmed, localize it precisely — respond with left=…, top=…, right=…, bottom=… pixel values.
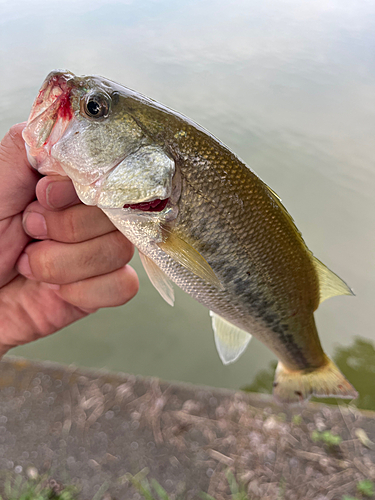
left=210, top=311, right=252, bottom=364
left=158, top=232, right=224, bottom=290
left=312, top=256, right=354, bottom=304
left=139, top=252, right=175, bottom=307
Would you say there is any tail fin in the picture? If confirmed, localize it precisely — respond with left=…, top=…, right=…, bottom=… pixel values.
left=273, top=356, right=358, bottom=404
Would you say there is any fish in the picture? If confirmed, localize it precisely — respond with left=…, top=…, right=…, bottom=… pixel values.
left=23, top=70, right=358, bottom=404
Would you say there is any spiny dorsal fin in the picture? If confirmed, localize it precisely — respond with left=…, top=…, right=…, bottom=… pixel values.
left=312, top=256, right=354, bottom=304
left=158, top=232, right=224, bottom=290
left=210, top=311, right=252, bottom=365
left=264, top=184, right=304, bottom=245
left=139, top=251, right=175, bottom=307
left=265, top=184, right=354, bottom=305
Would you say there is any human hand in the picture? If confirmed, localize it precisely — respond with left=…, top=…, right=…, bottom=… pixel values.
left=0, top=124, right=138, bottom=356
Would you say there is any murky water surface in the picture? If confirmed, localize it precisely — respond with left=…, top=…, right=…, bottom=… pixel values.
left=1, top=0, right=374, bottom=408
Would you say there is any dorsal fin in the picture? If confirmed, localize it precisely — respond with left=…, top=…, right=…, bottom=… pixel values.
left=139, top=252, right=175, bottom=306
left=312, top=256, right=354, bottom=304
left=264, top=184, right=304, bottom=245
left=210, top=311, right=252, bottom=365
left=264, top=184, right=354, bottom=305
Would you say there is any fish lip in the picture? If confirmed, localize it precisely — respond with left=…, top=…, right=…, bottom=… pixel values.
left=27, top=71, right=76, bottom=125
left=22, top=70, right=77, bottom=159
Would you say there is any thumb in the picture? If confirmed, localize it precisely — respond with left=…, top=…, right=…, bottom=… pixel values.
left=0, top=123, right=40, bottom=219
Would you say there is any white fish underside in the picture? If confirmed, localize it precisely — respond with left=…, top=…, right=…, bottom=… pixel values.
left=103, top=207, right=253, bottom=364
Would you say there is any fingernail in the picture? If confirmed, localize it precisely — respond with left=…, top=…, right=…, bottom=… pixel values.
left=17, top=253, right=34, bottom=279
left=46, top=180, right=78, bottom=209
left=23, top=212, right=47, bottom=238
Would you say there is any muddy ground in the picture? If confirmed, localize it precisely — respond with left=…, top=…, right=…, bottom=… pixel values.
left=0, top=357, right=374, bottom=500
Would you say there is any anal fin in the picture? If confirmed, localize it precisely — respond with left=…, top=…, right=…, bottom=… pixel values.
left=139, top=252, right=175, bottom=307
left=210, top=311, right=252, bottom=365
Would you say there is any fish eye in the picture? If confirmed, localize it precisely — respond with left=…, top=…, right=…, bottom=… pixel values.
left=81, top=92, right=110, bottom=119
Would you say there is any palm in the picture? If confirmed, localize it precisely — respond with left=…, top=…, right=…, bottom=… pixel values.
left=0, top=276, right=88, bottom=354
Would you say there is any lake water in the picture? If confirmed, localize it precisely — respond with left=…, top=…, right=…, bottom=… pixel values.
left=1, top=0, right=374, bottom=408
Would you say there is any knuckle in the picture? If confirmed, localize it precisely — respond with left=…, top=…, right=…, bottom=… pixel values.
left=61, top=209, right=81, bottom=242
left=80, top=250, right=97, bottom=271
left=30, top=245, right=61, bottom=282
left=65, top=283, right=86, bottom=307
left=57, top=282, right=86, bottom=310
left=40, top=254, right=59, bottom=282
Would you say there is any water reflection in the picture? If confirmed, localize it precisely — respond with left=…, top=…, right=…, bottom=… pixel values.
left=1, top=0, right=375, bottom=400
left=243, top=337, right=375, bottom=411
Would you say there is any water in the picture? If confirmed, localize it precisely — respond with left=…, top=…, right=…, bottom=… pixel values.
left=1, top=0, right=374, bottom=407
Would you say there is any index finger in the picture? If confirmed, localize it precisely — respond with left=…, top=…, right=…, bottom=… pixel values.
left=36, top=175, right=80, bottom=211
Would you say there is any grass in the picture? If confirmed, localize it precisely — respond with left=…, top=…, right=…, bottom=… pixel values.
left=291, top=414, right=302, bottom=425
left=311, top=429, right=343, bottom=448
left=130, top=474, right=375, bottom=500
left=3, top=470, right=373, bottom=500
left=341, top=480, right=375, bottom=500
left=126, top=468, right=171, bottom=500
left=356, top=480, right=375, bottom=498
left=127, top=468, right=250, bottom=500
left=0, top=474, right=78, bottom=500
left=199, top=470, right=248, bottom=500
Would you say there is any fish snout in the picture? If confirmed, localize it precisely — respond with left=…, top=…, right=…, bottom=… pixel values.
left=22, top=71, right=77, bottom=170
left=28, top=70, right=75, bottom=123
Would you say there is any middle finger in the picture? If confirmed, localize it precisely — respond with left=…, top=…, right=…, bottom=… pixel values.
left=17, top=231, right=134, bottom=284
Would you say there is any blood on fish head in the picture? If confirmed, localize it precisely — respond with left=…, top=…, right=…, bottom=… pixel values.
left=123, top=198, right=169, bottom=213
left=30, top=71, right=74, bottom=121
left=23, top=70, right=175, bottom=213
left=22, top=71, right=76, bottom=174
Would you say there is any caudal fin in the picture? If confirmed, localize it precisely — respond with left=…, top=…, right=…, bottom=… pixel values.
left=273, top=356, right=358, bottom=404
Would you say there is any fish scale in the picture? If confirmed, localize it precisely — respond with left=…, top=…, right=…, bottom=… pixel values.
left=173, top=157, right=316, bottom=362
left=23, top=70, right=357, bottom=403
left=177, top=143, right=309, bottom=297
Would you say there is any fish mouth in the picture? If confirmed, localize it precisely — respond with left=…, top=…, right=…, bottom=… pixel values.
left=123, top=198, right=169, bottom=212
left=22, top=71, right=76, bottom=164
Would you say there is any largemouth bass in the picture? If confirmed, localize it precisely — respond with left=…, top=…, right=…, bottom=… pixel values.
left=23, top=70, right=357, bottom=403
